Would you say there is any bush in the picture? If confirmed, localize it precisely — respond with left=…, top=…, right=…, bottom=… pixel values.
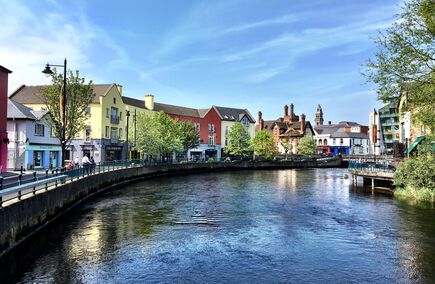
left=394, top=154, right=435, bottom=202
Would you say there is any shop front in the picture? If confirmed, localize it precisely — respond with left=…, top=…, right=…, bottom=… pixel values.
left=25, top=144, right=61, bottom=169
left=316, top=145, right=330, bottom=155
left=105, top=145, right=123, bottom=161
left=330, top=146, right=349, bottom=156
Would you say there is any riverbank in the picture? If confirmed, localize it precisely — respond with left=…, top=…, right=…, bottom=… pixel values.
left=394, top=187, right=435, bottom=204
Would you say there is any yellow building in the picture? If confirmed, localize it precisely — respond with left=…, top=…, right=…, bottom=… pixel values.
left=10, top=83, right=134, bottom=163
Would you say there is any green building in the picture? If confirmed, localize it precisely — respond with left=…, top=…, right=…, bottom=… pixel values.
left=378, top=101, right=400, bottom=154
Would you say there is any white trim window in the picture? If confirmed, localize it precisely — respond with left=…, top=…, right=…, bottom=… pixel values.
left=84, top=126, right=91, bottom=142
left=208, top=135, right=215, bottom=145
left=208, top=124, right=215, bottom=133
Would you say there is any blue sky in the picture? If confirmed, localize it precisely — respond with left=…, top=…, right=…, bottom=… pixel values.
left=0, top=0, right=403, bottom=124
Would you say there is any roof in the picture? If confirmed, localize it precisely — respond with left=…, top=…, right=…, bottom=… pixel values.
left=154, top=102, right=201, bottom=118
left=330, top=131, right=368, bottom=139
left=7, top=99, right=47, bottom=120
left=0, top=65, right=12, bottom=73
left=214, top=106, right=255, bottom=123
left=122, top=96, right=148, bottom=109
left=9, top=84, right=113, bottom=104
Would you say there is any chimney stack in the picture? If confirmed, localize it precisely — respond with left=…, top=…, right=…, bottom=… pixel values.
left=328, top=121, right=331, bottom=125
left=290, top=103, right=295, bottom=121
left=258, top=111, right=264, bottom=130
left=284, top=105, right=288, bottom=117
left=301, top=113, right=306, bottom=133
left=145, top=94, right=154, bottom=110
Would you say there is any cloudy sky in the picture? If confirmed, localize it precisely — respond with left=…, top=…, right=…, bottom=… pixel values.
left=0, top=0, right=403, bottom=124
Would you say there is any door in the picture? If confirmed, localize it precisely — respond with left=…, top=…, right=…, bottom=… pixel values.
left=7, top=150, right=15, bottom=169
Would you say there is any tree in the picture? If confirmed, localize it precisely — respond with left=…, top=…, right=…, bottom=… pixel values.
left=224, top=122, right=251, bottom=157
left=297, top=137, right=316, bottom=156
left=280, top=140, right=293, bottom=158
left=252, top=130, right=277, bottom=159
left=42, top=70, right=94, bottom=165
left=365, top=0, right=435, bottom=132
left=176, top=120, right=200, bottom=158
left=134, top=112, right=199, bottom=160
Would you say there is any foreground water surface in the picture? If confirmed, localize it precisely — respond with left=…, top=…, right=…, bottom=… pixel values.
left=3, top=168, right=435, bottom=283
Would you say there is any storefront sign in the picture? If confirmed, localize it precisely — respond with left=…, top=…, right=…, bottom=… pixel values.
left=26, top=144, right=61, bottom=151
left=404, top=112, right=411, bottom=139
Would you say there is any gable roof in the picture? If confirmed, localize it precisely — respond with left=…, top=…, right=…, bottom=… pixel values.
left=0, top=65, right=12, bottom=74
left=213, top=106, right=255, bottom=123
left=9, top=84, right=114, bottom=104
left=7, top=99, right=47, bottom=120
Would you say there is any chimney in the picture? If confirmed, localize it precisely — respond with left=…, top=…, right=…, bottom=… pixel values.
left=290, top=103, right=295, bottom=121
left=284, top=105, right=288, bottom=117
left=145, top=94, right=154, bottom=110
left=258, top=111, right=264, bottom=130
left=301, top=113, right=306, bottom=133
left=328, top=121, right=331, bottom=125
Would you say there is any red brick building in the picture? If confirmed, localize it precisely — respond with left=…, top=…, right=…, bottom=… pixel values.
left=0, top=65, right=12, bottom=173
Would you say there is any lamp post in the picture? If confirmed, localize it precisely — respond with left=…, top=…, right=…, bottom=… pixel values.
left=42, top=59, right=67, bottom=168
left=126, top=110, right=130, bottom=160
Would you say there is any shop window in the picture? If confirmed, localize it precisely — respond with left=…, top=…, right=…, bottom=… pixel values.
left=35, top=124, right=44, bottom=136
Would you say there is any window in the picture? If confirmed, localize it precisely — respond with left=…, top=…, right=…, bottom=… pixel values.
left=241, top=116, right=249, bottom=127
left=120, top=111, right=122, bottom=121
left=119, top=128, right=122, bottom=139
left=84, top=126, right=91, bottom=142
left=225, top=126, right=229, bottom=135
left=194, top=123, right=200, bottom=132
left=318, top=139, right=322, bottom=145
left=105, top=126, right=109, bottom=138
left=50, top=127, right=56, bottom=137
left=111, top=127, right=118, bottom=142
left=323, top=139, right=327, bottom=145
left=208, top=124, right=215, bottom=133
left=113, top=98, right=116, bottom=104
left=340, top=138, right=344, bottom=144
left=106, top=108, right=109, bottom=118
left=111, top=107, right=119, bottom=124
left=84, top=107, right=91, bottom=116
left=333, top=138, right=336, bottom=145
left=35, top=124, right=44, bottom=136
left=208, top=135, right=215, bottom=145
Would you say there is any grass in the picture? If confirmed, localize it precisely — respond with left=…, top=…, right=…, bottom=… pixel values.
left=394, top=187, right=435, bottom=204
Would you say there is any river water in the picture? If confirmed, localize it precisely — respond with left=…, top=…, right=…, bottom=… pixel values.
left=2, top=168, right=435, bottom=283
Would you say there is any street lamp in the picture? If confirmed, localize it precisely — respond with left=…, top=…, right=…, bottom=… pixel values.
left=126, top=110, right=130, bottom=160
left=42, top=58, right=67, bottom=168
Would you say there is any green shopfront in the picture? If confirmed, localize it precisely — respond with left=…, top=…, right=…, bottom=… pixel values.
left=25, top=144, right=61, bottom=170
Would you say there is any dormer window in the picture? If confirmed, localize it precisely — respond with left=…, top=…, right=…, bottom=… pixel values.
left=241, top=116, right=249, bottom=127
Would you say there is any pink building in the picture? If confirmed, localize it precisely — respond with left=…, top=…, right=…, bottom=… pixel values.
left=0, top=65, right=12, bottom=173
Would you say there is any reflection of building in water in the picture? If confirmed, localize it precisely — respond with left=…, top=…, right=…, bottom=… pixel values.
left=275, top=170, right=297, bottom=191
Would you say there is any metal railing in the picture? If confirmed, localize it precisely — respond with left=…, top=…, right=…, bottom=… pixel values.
left=348, top=161, right=395, bottom=173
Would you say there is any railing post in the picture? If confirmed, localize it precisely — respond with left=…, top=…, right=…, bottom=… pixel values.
left=0, top=176, right=3, bottom=191
left=33, top=171, right=37, bottom=194
left=45, top=170, right=49, bottom=191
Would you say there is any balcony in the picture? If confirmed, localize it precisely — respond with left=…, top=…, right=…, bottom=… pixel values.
left=111, top=116, right=120, bottom=124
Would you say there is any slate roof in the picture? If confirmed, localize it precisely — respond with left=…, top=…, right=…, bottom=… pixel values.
left=122, top=96, right=148, bottom=109
left=7, top=99, right=47, bottom=120
left=214, top=106, right=255, bottom=123
left=0, top=65, right=12, bottom=73
left=330, top=131, right=369, bottom=139
left=9, top=84, right=113, bottom=104
left=154, top=102, right=201, bottom=118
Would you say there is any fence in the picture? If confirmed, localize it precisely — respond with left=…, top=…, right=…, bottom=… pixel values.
left=348, top=161, right=395, bottom=173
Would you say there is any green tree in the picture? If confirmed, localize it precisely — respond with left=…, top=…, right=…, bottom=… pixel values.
left=42, top=70, right=94, bottom=165
left=176, top=120, right=200, bottom=158
left=365, top=0, right=435, bottom=132
left=224, top=122, right=251, bottom=157
left=280, top=140, right=293, bottom=158
left=297, top=137, right=316, bottom=156
left=252, top=130, right=277, bottom=159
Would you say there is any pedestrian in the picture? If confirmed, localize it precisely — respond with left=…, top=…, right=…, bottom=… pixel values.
left=90, top=156, right=95, bottom=174
left=82, top=154, right=90, bottom=175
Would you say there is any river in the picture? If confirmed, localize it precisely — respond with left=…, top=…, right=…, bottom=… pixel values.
left=2, top=168, right=435, bottom=283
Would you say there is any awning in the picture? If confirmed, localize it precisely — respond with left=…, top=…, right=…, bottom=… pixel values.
left=404, top=136, right=425, bottom=154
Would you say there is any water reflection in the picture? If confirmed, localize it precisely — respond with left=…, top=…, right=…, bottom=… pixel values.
left=1, top=168, right=434, bottom=283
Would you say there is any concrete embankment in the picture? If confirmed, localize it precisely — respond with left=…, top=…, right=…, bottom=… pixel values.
left=0, top=159, right=340, bottom=257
